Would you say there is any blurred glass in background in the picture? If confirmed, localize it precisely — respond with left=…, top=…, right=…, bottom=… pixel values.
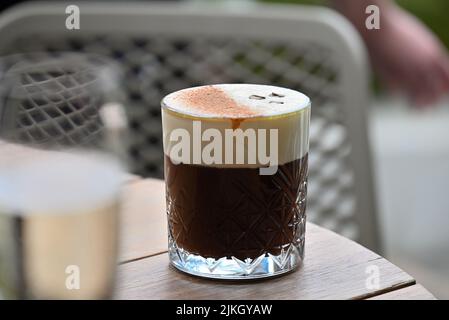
left=0, top=53, right=127, bottom=299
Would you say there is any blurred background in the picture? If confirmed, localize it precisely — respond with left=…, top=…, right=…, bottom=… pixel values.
left=0, top=0, right=448, bottom=298
left=274, top=0, right=449, bottom=299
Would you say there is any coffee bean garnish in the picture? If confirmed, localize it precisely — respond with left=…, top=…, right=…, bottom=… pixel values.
left=249, top=95, right=266, bottom=100
left=269, top=92, right=285, bottom=98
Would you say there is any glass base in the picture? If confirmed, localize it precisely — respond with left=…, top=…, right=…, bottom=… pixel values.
left=169, top=240, right=304, bottom=280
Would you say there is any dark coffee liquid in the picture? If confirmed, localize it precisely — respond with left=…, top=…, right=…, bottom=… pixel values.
left=165, top=154, right=308, bottom=260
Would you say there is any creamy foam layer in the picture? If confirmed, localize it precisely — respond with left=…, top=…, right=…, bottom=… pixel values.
left=161, top=84, right=311, bottom=167
left=162, top=84, right=310, bottom=118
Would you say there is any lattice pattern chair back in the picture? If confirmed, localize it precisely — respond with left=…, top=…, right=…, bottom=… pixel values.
left=0, top=2, right=380, bottom=251
left=0, top=53, right=111, bottom=147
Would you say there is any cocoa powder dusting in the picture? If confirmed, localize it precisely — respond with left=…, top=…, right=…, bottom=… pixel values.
left=174, top=86, right=258, bottom=128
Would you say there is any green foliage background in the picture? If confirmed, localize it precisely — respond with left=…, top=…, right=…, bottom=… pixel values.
left=260, top=0, right=449, bottom=49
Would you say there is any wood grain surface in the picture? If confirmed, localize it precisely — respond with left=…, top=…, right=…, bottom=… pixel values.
left=116, top=223, right=415, bottom=300
left=115, top=178, right=435, bottom=300
left=368, top=284, right=437, bottom=300
left=119, top=178, right=167, bottom=263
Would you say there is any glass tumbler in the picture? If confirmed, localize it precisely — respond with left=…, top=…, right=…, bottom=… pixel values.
left=0, top=53, right=128, bottom=299
left=161, top=84, right=310, bottom=279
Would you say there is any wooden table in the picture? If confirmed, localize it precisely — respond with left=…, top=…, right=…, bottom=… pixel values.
left=116, top=178, right=436, bottom=300
left=1, top=141, right=435, bottom=299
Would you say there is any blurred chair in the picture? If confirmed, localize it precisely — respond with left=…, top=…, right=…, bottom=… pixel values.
left=0, top=1, right=380, bottom=251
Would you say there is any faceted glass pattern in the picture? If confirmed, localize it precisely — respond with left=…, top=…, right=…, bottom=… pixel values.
left=166, top=155, right=308, bottom=279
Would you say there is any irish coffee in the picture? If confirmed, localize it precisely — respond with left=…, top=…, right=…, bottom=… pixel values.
left=162, top=84, right=310, bottom=279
